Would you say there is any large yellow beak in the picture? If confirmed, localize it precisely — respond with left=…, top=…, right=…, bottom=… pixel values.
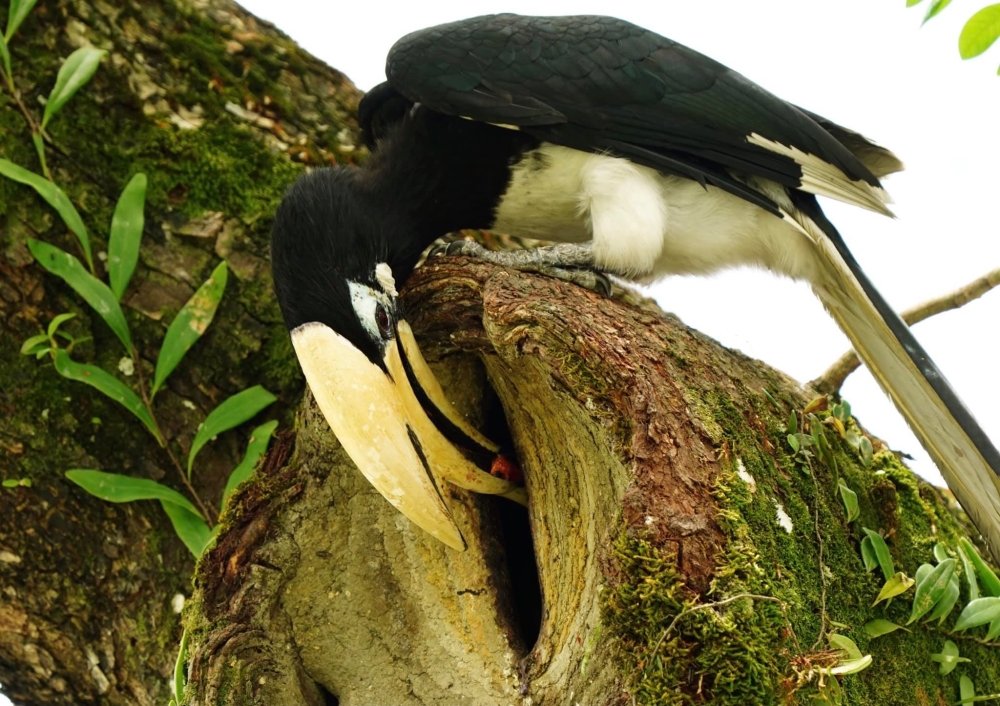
left=291, top=321, right=524, bottom=550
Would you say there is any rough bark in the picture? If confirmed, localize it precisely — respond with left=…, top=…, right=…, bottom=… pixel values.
left=3, top=1, right=1000, bottom=705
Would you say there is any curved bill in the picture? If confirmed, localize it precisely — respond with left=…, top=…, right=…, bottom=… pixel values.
left=291, top=322, right=465, bottom=550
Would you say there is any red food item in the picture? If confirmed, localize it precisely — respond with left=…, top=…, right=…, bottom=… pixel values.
left=490, top=454, right=524, bottom=483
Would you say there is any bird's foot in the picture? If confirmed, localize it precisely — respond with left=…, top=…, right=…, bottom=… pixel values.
left=429, top=241, right=611, bottom=295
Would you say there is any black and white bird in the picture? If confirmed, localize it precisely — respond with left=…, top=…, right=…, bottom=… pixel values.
left=271, top=14, right=1000, bottom=555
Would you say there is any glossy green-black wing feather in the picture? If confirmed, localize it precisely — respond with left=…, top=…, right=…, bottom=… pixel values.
left=386, top=14, right=895, bottom=216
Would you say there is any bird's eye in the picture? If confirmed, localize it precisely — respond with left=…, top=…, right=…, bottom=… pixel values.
left=375, top=303, right=392, bottom=338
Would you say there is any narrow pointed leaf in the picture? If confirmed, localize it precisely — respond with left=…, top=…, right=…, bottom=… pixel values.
left=47, top=312, right=76, bottom=338
left=838, top=480, right=860, bottom=522
left=908, top=559, right=955, bottom=624
left=907, top=0, right=924, bottom=7
left=1, top=161, right=93, bottom=269
left=153, top=262, right=227, bottom=397
left=923, top=0, right=952, bottom=24
left=5, top=0, right=40, bottom=41
left=41, top=47, right=107, bottom=129
left=927, top=575, right=961, bottom=624
left=864, top=619, right=908, bottom=638
left=29, top=239, right=132, bottom=353
left=0, top=31, right=11, bottom=80
left=959, top=4, right=1000, bottom=59
left=187, top=385, right=276, bottom=477
left=828, top=655, right=872, bottom=676
left=222, top=420, right=278, bottom=509
left=108, top=173, right=147, bottom=300
left=915, top=563, right=934, bottom=587
left=960, top=537, right=1000, bottom=596
left=985, top=617, right=1000, bottom=641
left=828, top=634, right=862, bottom=661
left=874, top=572, right=915, bottom=606
left=860, top=536, right=878, bottom=573
left=65, top=470, right=197, bottom=515
left=53, top=350, right=159, bottom=441
left=959, top=540, right=981, bottom=602
left=160, top=499, right=213, bottom=558
left=863, top=528, right=895, bottom=581
left=173, top=629, right=189, bottom=704
left=20, top=333, right=49, bottom=355
left=955, top=597, right=1000, bottom=631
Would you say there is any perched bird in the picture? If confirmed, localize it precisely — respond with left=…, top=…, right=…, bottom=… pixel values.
left=271, top=13, right=1000, bottom=556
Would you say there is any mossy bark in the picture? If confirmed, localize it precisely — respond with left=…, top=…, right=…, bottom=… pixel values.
left=0, top=0, right=356, bottom=702
left=2, top=1, right=999, bottom=705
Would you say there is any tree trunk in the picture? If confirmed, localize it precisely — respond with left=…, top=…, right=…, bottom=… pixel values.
left=3, top=2, right=1000, bottom=706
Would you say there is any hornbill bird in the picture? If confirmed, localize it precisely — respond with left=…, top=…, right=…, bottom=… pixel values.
left=271, top=13, right=1000, bottom=556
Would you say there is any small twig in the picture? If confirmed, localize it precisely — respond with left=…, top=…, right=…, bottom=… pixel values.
left=934, top=626, right=1000, bottom=649
left=646, top=592, right=798, bottom=669
left=134, top=349, right=218, bottom=525
left=811, top=266, right=1000, bottom=394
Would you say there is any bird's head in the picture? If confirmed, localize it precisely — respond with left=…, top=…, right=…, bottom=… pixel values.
left=270, top=169, right=522, bottom=551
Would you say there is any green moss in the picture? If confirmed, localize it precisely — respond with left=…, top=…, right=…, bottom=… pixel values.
left=604, top=387, right=1000, bottom=704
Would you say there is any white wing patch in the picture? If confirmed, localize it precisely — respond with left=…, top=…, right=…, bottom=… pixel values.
left=748, top=133, right=894, bottom=216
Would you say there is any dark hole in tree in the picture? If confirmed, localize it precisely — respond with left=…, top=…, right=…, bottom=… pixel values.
left=480, top=386, right=542, bottom=653
left=319, top=685, right=339, bottom=706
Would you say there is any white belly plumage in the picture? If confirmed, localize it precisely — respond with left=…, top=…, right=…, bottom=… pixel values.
left=491, top=143, right=821, bottom=283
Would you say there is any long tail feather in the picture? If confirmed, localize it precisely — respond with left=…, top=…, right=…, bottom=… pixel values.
left=786, top=194, right=1000, bottom=559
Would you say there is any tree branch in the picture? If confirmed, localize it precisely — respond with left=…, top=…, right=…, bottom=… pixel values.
left=810, top=267, right=1000, bottom=395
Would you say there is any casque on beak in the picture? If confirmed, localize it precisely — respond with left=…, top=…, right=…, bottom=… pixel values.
left=290, top=320, right=525, bottom=550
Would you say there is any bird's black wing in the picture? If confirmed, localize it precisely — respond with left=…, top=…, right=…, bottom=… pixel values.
left=386, top=14, right=894, bottom=216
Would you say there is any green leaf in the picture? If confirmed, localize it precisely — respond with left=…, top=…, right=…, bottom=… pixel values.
left=915, top=562, right=934, bottom=587
left=960, top=4, right=1000, bottom=59
left=20, top=333, right=49, bottom=355
left=787, top=433, right=800, bottom=453
left=41, top=47, right=107, bottom=130
left=788, top=410, right=797, bottom=434
left=874, top=572, right=915, bottom=606
left=908, top=559, right=955, bottom=624
left=985, top=617, right=1000, bottom=641
left=47, top=312, right=76, bottom=338
left=954, top=597, right=1000, bottom=631
left=28, top=240, right=132, bottom=353
left=222, top=420, right=278, bottom=510
left=828, top=654, right=872, bottom=676
left=931, top=639, right=970, bottom=676
left=173, top=629, right=189, bottom=705
left=2, top=479, right=19, bottom=488
left=187, top=385, right=277, bottom=477
left=53, top=350, right=159, bottom=442
left=65, top=469, right=198, bottom=515
left=863, top=528, right=895, bottom=581
left=0, top=30, right=11, bottom=81
left=860, top=536, right=878, bottom=573
left=160, top=499, right=213, bottom=558
left=859, top=436, right=874, bottom=466
left=927, top=575, right=961, bottom=625
left=837, top=480, right=860, bottom=522
left=0, top=161, right=93, bottom=270
left=5, top=0, right=39, bottom=41
left=934, top=543, right=950, bottom=563
left=960, top=537, right=1000, bottom=596
left=907, top=0, right=924, bottom=7
left=153, top=262, right=227, bottom=398
left=923, top=0, right=953, bottom=24
left=959, top=540, right=981, bottom=602
left=108, top=173, right=147, bottom=300
left=864, top=619, right=908, bottom=638
left=828, top=634, right=862, bottom=661
left=961, top=676, right=976, bottom=704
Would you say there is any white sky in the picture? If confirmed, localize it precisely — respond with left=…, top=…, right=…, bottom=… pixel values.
left=3, top=5, right=998, bottom=702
